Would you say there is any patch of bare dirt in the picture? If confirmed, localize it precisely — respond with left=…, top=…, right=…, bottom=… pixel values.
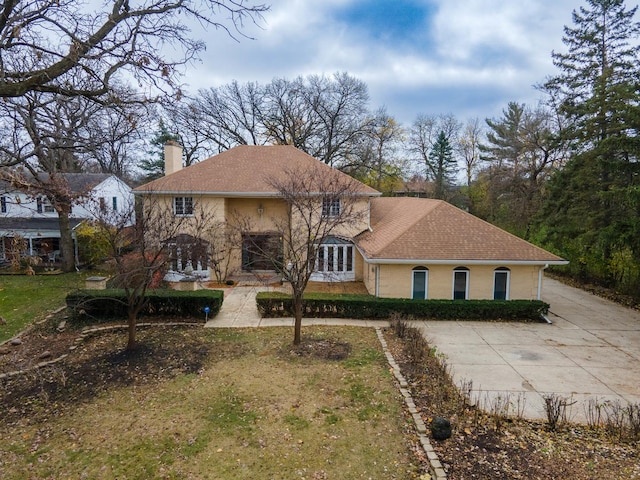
left=0, top=314, right=229, bottom=426
left=283, top=338, right=351, bottom=361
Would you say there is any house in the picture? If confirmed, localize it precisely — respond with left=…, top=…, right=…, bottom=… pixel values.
left=0, top=173, right=134, bottom=264
left=135, top=144, right=567, bottom=299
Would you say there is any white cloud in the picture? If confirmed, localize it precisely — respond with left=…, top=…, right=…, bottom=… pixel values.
left=184, top=0, right=588, bottom=123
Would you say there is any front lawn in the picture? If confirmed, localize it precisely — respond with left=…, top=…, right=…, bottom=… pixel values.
left=0, top=273, right=87, bottom=342
left=0, top=325, right=425, bottom=479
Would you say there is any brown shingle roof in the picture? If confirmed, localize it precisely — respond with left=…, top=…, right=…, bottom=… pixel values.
left=135, top=145, right=380, bottom=196
left=355, top=197, right=566, bottom=264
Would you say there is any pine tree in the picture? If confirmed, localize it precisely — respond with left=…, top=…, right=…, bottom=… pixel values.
left=139, top=119, right=180, bottom=182
left=429, top=131, right=457, bottom=200
left=539, top=0, right=640, bottom=293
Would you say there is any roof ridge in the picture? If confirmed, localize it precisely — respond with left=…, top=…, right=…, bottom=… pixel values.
left=364, top=197, right=439, bottom=253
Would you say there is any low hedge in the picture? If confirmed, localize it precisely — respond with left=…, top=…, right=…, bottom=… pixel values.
left=66, top=289, right=224, bottom=321
left=256, top=292, right=549, bottom=322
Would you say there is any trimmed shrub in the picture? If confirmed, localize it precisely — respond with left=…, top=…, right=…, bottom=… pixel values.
left=256, top=292, right=549, bottom=322
left=66, top=289, right=224, bottom=321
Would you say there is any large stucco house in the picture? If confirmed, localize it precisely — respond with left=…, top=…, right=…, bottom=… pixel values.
left=135, top=144, right=567, bottom=300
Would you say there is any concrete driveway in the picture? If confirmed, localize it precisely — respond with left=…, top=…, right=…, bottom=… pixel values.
left=418, top=277, right=640, bottom=421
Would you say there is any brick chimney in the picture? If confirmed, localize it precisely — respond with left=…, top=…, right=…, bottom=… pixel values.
left=164, top=140, right=183, bottom=176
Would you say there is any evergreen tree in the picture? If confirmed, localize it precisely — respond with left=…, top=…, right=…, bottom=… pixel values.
left=479, top=102, right=563, bottom=238
left=429, top=131, right=457, bottom=200
left=139, top=119, right=180, bottom=182
left=539, top=0, right=640, bottom=294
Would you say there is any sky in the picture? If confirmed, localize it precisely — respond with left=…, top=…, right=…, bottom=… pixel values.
left=181, top=0, right=587, bottom=127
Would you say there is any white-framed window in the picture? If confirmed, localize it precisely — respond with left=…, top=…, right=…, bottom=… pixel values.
left=311, top=237, right=354, bottom=281
left=112, top=196, right=118, bottom=211
left=452, top=267, right=470, bottom=300
left=493, top=267, right=510, bottom=300
left=36, top=197, right=55, bottom=213
left=412, top=266, right=429, bottom=300
left=321, top=197, right=340, bottom=217
left=0, top=196, right=6, bottom=213
left=174, top=196, right=193, bottom=216
left=99, top=197, right=106, bottom=212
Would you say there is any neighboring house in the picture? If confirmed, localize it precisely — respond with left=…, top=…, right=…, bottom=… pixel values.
left=0, top=173, right=134, bottom=264
left=135, top=144, right=567, bottom=299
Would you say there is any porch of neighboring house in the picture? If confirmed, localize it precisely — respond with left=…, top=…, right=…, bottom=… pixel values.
left=0, top=218, right=82, bottom=269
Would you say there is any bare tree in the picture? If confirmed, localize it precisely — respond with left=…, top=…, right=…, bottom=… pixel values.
left=457, top=117, right=484, bottom=188
left=408, top=113, right=462, bottom=187
left=187, top=73, right=372, bottom=167
left=0, top=1, right=268, bottom=99
left=0, top=87, right=141, bottom=270
left=243, top=165, right=368, bottom=345
left=91, top=195, right=215, bottom=350
left=345, top=107, right=405, bottom=193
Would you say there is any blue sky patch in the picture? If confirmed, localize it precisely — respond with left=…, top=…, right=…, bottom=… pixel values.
left=335, top=0, right=435, bottom=44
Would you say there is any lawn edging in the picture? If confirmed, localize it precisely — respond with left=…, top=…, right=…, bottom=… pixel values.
left=375, top=327, right=447, bottom=480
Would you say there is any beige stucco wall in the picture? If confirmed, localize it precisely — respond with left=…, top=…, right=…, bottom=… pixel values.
left=141, top=192, right=372, bottom=278
left=371, top=263, right=543, bottom=300
left=226, top=198, right=288, bottom=232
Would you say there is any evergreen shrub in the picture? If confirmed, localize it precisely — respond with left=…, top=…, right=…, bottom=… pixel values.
left=66, top=289, right=224, bottom=321
left=256, top=292, right=548, bottom=322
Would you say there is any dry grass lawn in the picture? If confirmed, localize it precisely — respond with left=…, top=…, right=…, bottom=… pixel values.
left=0, top=325, right=424, bottom=479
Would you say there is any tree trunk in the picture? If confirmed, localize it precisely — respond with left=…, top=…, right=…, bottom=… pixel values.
left=126, top=311, right=137, bottom=351
left=293, top=293, right=303, bottom=345
left=57, top=209, right=75, bottom=272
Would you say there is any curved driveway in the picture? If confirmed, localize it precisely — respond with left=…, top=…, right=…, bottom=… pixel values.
left=419, top=277, right=640, bottom=421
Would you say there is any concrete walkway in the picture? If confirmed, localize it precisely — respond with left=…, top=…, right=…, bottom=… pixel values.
left=204, top=284, right=385, bottom=329
left=205, top=278, right=640, bottom=421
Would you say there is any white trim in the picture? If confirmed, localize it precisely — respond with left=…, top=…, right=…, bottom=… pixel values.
left=493, top=268, right=510, bottom=300
left=452, top=268, right=470, bottom=300
left=310, top=243, right=355, bottom=282
left=411, top=268, right=429, bottom=300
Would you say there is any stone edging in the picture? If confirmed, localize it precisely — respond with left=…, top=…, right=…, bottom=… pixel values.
left=375, top=327, right=447, bottom=480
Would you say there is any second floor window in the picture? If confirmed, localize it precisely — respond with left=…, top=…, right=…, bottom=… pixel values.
left=322, top=197, right=340, bottom=217
left=174, top=196, right=193, bottom=216
left=0, top=196, right=6, bottom=213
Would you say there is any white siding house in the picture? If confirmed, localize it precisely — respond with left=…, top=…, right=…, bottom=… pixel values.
left=0, top=173, right=134, bottom=264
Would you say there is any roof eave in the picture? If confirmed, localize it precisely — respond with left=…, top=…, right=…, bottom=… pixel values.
left=133, top=190, right=381, bottom=198
left=356, top=251, right=568, bottom=266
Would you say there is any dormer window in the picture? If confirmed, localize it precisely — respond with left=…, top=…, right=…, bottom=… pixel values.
left=174, top=196, right=193, bottom=216
left=322, top=197, right=340, bottom=217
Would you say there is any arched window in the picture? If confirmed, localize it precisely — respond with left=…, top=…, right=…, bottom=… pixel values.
left=412, top=266, right=429, bottom=299
left=452, top=267, right=469, bottom=300
left=493, top=267, right=510, bottom=300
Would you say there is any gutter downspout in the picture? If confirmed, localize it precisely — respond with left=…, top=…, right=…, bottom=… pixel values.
left=538, top=264, right=553, bottom=324
left=537, top=264, right=548, bottom=300
left=375, top=265, right=380, bottom=297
